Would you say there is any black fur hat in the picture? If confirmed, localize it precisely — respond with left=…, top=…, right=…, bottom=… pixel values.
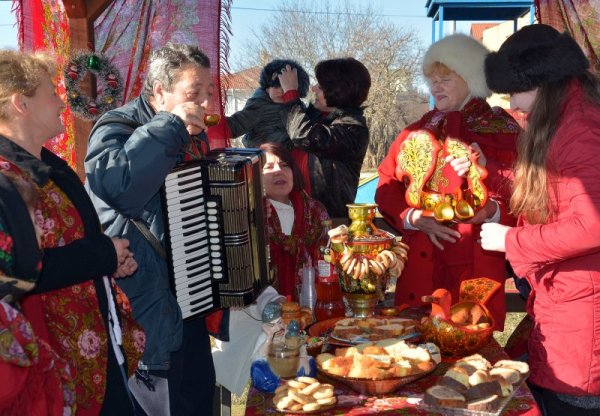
left=485, top=24, right=589, bottom=94
left=259, top=59, right=310, bottom=97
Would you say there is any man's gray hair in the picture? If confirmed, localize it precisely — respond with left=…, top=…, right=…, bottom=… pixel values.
left=142, top=43, right=211, bottom=97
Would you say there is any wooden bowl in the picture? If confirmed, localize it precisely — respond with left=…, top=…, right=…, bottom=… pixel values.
left=317, top=364, right=436, bottom=395
left=417, top=302, right=494, bottom=357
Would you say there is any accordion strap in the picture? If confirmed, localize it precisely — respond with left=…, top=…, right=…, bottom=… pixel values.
left=130, top=219, right=167, bottom=260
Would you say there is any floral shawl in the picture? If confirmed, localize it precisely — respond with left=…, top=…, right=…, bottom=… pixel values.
left=267, top=190, right=329, bottom=299
left=0, top=147, right=144, bottom=416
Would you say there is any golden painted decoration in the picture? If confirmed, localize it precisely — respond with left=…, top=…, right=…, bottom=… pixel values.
left=396, top=131, right=441, bottom=207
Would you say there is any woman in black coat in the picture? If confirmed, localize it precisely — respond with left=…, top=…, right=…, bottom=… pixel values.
left=278, top=58, right=371, bottom=218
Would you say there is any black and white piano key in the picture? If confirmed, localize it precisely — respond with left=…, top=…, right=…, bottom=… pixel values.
left=168, top=221, right=208, bottom=244
left=164, top=198, right=206, bottom=219
left=172, top=249, right=210, bottom=274
left=165, top=168, right=203, bottom=186
left=174, top=278, right=213, bottom=303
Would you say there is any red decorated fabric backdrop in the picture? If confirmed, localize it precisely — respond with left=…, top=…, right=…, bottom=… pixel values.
left=13, top=0, right=75, bottom=167
left=13, top=0, right=231, bottom=167
left=93, top=0, right=231, bottom=149
left=535, top=0, right=600, bottom=74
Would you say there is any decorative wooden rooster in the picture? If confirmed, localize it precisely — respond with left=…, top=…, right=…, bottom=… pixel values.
left=421, top=288, right=452, bottom=321
left=418, top=278, right=501, bottom=357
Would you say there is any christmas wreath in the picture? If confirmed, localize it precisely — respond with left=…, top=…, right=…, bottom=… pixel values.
left=64, top=51, right=124, bottom=120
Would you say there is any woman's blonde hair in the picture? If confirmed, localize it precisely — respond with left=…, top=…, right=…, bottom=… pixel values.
left=0, top=50, right=56, bottom=120
left=423, top=61, right=455, bottom=78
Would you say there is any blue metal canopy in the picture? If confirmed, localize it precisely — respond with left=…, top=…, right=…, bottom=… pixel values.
left=426, top=0, right=534, bottom=21
left=426, top=0, right=535, bottom=41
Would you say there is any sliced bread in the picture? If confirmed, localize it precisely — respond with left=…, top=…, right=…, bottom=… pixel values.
left=424, top=385, right=466, bottom=408
left=467, top=394, right=499, bottom=411
left=493, top=359, right=530, bottom=377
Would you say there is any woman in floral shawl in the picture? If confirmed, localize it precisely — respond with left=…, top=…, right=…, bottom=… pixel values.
left=0, top=50, right=143, bottom=415
left=261, top=143, right=329, bottom=300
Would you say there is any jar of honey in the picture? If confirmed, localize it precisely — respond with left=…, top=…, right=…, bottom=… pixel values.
left=281, top=301, right=301, bottom=327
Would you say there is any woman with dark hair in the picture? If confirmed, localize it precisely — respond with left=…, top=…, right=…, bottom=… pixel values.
left=481, top=24, right=600, bottom=415
left=278, top=57, right=371, bottom=218
left=260, top=143, right=329, bottom=300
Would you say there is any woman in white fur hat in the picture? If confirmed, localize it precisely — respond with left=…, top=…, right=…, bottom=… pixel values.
left=376, top=34, right=520, bottom=330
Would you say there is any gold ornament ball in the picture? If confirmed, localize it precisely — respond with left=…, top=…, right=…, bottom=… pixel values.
left=104, top=96, right=114, bottom=104
left=69, top=92, right=79, bottom=98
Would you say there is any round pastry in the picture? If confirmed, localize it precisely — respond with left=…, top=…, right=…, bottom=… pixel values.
left=328, top=225, right=349, bottom=244
left=282, top=302, right=301, bottom=314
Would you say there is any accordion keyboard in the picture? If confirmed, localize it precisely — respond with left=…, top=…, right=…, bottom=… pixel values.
left=164, top=163, right=224, bottom=319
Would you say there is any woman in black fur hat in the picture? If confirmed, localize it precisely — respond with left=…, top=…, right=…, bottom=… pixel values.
left=223, top=59, right=310, bottom=148
left=481, top=23, right=600, bottom=415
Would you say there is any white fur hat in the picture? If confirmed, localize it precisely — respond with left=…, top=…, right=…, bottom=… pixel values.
left=423, top=33, right=491, bottom=98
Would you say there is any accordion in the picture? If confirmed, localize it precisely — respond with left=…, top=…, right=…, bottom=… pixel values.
left=162, top=148, right=272, bottom=319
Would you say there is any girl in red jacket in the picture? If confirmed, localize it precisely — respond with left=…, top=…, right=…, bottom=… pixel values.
left=482, top=24, right=600, bottom=415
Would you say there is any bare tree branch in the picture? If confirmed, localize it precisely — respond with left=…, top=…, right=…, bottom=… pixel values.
left=239, top=0, right=429, bottom=168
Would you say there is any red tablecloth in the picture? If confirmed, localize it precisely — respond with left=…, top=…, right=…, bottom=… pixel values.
left=244, top=339, right=541, bottom=415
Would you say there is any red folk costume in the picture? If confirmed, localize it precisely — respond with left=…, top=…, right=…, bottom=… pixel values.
left=267, top=189, right=329, bottom=300
left=0, top=155, right=144, bottom=416
left=376, top=98, right=519, bottom=330
left=0, top=300, right=75, bottom=416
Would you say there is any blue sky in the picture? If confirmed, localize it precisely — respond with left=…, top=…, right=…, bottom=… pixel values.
left=228, top=0, right=440, bottom=69
left=0, top=1, right=475, bottom=66
left=0, top=1, right=18, bottom=50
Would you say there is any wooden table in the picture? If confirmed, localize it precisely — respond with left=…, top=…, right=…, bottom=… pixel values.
left=244, top=339, right=541, bottom=415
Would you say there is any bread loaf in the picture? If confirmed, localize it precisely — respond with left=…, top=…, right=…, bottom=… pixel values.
left=489, top=367, right=521, bottom=384
left=457, top=354, right=491, bottom=370
left=444, top=366, right=470, bottom=389
left=424, top=385, right=466, bottom=408
left=316, top=353, right=334, bottom=367
left=454, top=361, right=478, bottom=376
left=493, top=359, right=530, bottom=377
left=424, top=353, right=527, bottom=411
left=468, top=369, right=490, bottom=386
left=464, top=380, right=502, bottom=401
left=489, top=374, right=514, bottom=397
left=335, top=346, right=359, bottom=357
left=467, top=394, right=499, bottom=411
left=439, top=376, right=468, bottom=394
left=373, top=324, right=405, bottom=337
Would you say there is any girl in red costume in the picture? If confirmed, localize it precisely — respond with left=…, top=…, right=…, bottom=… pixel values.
left=376, top=34, right=520, bottom=330
left=261, top=143, right=329, bottom=300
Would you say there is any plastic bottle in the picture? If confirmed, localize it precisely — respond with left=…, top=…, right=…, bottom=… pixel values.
left=299, top=254, right=317, bottom=311
left=314, top=220, right=345, bottom=321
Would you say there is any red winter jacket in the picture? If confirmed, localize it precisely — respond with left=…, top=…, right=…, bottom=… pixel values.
left=506, top=81, right=600, bottom=395
left=376, top=98, right=519, bottom=330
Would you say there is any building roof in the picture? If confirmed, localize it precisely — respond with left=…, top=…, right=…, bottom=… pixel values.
left=222, top=66, right=260, bottom=91
left=470, top=23, right=498, bottom=41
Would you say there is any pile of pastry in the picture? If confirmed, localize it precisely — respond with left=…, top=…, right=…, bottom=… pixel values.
left=272, top=376, right=336, bottom=412
left=332, top=317, right=417, bottom=342
left=424, top=354, right=530, bottom=412
left=317, top=338, right=438, bottom=380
